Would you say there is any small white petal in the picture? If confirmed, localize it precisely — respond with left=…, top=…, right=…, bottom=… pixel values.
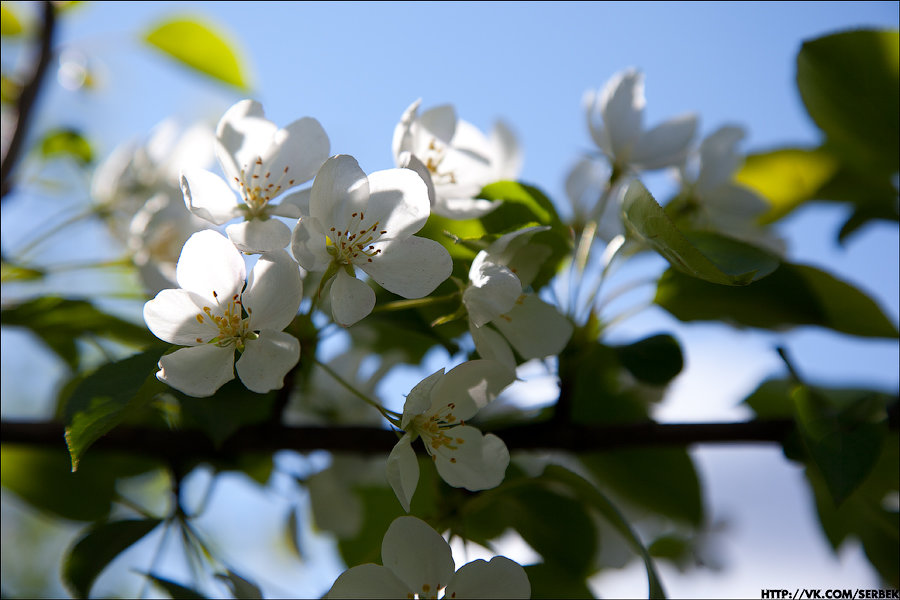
left=180, top=169, right=241, bottom=225
left=433, top=196, right=499, bottom=219
left=463, top=259, right=522, bottom=328
left=392, top=98, right=421, bottom=158
left=366, top=168, right=431, bottom=240
left=266, top=116, right=330, bottom=188
left=489, top=119, right=522, bottom=181
left=175, top=230, right=245, bottom=305
left=382, top=516, right=455, bottom=595
left=386, top=434, right=419, bottom=513
left=493, top=295, right=573, bottom=360
left=445, top=556, right=531, bottom=599
left=433, top=426, right=509, bottom=491
left=290, top=216, right=331, bottom=272
left=226, top=219, right=292, bottom=253
left=431, top=359, right=515, bottom=414
left=143, top=289, right=213, bottom=346
left=631, top=113, right=698, bottom=170
left=274, top=187, right=311, bottom=218
left=215, top=100, right=275, bottom=184
left=401, top=368, right=446, bottom=429
left=311, top=155, right=370, bottom=230
left=235, top=330, right=300, bottom=393
left=360, top=236, right=452, bottom=299
left=696, top=125, right=746, bottom=193
left=157, top=344, right=235, bottom=397
left=470, top=322, right=517, bottom=372
left=325, top=564, right=412, bottom=599
left=330, top=268, right=376, bottom=327
left=600, top=68, right=646, bottom=161
left=418, top=104, right=457, bottom=147
left=396, top=152, right=436, bottom=208
left=242, top=249, right=302, bottom=331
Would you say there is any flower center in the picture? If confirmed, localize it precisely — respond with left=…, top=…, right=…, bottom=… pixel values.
left=233, top=156, right=296, bottom=218
left=194, top=290, right=255, bottom=351
left=326, top=210, right=388, bottom=265
left=411, top=402, right=464, bottom=461
left=423, top=138, right=457, bottom=185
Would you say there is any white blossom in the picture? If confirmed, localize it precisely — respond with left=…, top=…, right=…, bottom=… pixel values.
left=181, top=99, right=330, bottom=253
left=291, top=154, right=452, bottom=327
left=143, top=230, right=302, bottom=397
left=386, top=360, right=514, bottom=512
left=326, top=516, right=530, bottom=599
left=393, top=99, right=521, bottom=219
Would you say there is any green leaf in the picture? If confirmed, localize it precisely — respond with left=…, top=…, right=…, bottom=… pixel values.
left=63, top=349, right=168, bottom=471
left=735, top=147, right=839, bottom=224
left=524, top=563, right=593, bottom=599
left=0, top=296, right=156, bottom=370
left=142, top=573, right=208, bottom=599
left=63, top=518, right=162, bottom=598
left=176, top=379, right=277, bottom=447
left=214, top=570, right=262, bottom=600
left=143, top=17, right=251, bottom=90
left=338, top=485, right=405, bottom=567
left=797, top=29, right=899, bottom=174
left=655, top=262, right=899, bottom=338
left=582, top=448, right=704, bottom=526
left=613, top=334, right=683, bottom=386
left=38, top=128, right=94, bottom=164
left=792, top=387, right=888, bottom=506
left=622, top=180, right=779, bottom=285
left=0, top=261, right=44, bottom=282
left=0, top=4, right=24, bottom=36
left=478, top=181, right=571, bottom=290
left=541, top=465, right=667, bottom=599
left=1, top=444, right=158, bottom=521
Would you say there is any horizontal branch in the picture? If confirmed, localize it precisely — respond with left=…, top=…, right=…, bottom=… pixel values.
left=1, top=418, right=801, bottom=462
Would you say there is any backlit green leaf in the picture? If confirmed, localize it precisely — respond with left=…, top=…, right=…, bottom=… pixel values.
left=39, top=128, right=93, bottom=164
left=143, top=17, right=251, bottom=90
left=63, top=519, right=162, bottom=598
left=623, top=180, right=779, bottom=285
left=613, top=334, right=683, bottom=386
left=0, top=4, right=23, bottom=36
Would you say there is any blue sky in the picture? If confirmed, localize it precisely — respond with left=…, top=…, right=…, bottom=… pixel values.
left=2, top=1, right=899, bottom=597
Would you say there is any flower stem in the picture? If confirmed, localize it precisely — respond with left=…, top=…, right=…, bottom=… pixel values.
left=313, top=358, right=401, bottom=426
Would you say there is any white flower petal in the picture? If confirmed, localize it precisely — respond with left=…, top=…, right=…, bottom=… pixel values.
left=433, top=426, right=509, bottom=491
left=600, top=68, right=645, bottom=161
left=175, top=230, right=245, bottom=305
left=418, top=104, right=457, bottom=147
left=433, top=196, right=499, bottom=219
left=489, top=120, right=522, bottom=181
left=631, top=113, right=698, bottom=170
left=401, top=368, right=446, bottom=429
left=493, top=295, right=573, bottom=360
left=382, top=516, right=455, bottom=596
left=704, top=183, right=769, bottom=224
left=445, top=556, right=531, bottom=599
left=143, top=289, right=213, bottom=346
left=242, top=249, right=302, bottom=331
left=290, top=216, right=331, bottom=272
left=470, top=322, right=517, bottom=372
left=431, top=359, right=515, bottom=414
left=215, top=99, right=274, bottom=184
left=331, top=268, right=376, bottom=327
left=235, top=330, right=300, bottom=393
left=392, top=98, right=421, bottom=158
left=386, top=434, right=419, bottom=513
left=311, top=155, right=370, bottom=229
left=397, top=152, right=436, bottom=208
left=696, top=125, right=746, bottom=193
left=266, top=116, right=330, bottom=188
left=325, top=564, right=412, bottom=599
left=180, top=169, right=241, bottom=225
left=566, top=157, right=610, bottom=220
left=157, top=344, right=235, bottom=397
left=225, top=219, right=292, bottom=253
left=584, top=88, right=613, bottom=159
left=365, top=168, right=431, bottom=241
left=360, top=236, right=452, bottom=299
left=463, top=258, right=522, bottom=328
left=307, top=467, right=363, bottom=539
left=274, top=187, right=311, bottom=218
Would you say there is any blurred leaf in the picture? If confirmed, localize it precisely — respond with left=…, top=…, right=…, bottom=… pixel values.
left=613, top=334, right=683, bottom=386
left=0, top=4, right=23, bottom=36
left=338, top=485, right=405, bottom=567
left=815, top=165, right=900, bottom=242
left=648, top=535, right=693, bottom=566
left=524, top=563, right=593, bottom=599
left=0, top=261, right=44, bottom=282
left=793, top=387, right=888, bottom=506
left=142, top=573, right=208, bottom=599
left=656, top=262, right=899, bottom=338
left=623, top=180, right=779, bottom=285
left=215, top=570, right=262, bottom=600
left=0, top=296, right=156, bottom=370
left=797, top=29, right=899, bottom=174
left=176, top=379, right=277, bottom=447
left=735, top=147, right=839, bottom=224
left=63, top=518, right=162, bottom=598
left=143, top=17, right=250, bottom=90
left=38, top=128, right=93, bottom=164
left=478, top=181, right=572, bottom=290
left=1, top=444, right=158, bottom=521
left=582, top=448, right=704, bottom=526
left=1, top=74, right=22, bottom=104
left=542, top=465, right=667, bottom=599
left=64, top=349, right=167, bottom=471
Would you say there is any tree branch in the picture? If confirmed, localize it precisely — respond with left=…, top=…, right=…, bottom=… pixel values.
left=0, top=0, right=57, bottom=200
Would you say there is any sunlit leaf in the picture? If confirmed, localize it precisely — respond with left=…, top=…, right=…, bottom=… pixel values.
left=0, top=4, right=23, bottom=36
left=735, top=147, right=839, bottom=224
left=656, top=262, right=899, bottom=338
left=622, top=180, right=779, bottom=285
left=143, top=17, right=251, bottom=90
left=797, top=29, right=899, bottom=174
left=39, top=128, right=93, bottom=164
left=0, top=261, right=44, bottom=282
left=63, top=519, right=162, bottom=598
left=63, top=349, right=168, bottom=471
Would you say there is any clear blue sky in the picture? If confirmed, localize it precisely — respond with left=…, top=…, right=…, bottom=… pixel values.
left=2, top=1, right=898, bottom=597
